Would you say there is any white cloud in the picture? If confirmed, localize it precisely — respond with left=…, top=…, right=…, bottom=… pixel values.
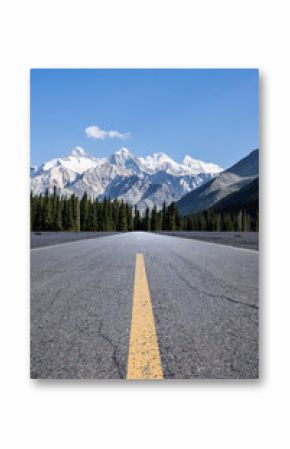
left=85, top=125, right=130, bottom=140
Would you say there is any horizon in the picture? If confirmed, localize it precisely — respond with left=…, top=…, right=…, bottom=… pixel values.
left=31, top=69, right=259, bottom=168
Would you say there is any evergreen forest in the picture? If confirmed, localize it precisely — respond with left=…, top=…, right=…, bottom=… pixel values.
left=30, top=188, right=258, bottom=233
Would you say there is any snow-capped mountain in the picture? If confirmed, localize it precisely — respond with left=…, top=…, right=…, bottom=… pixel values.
left=31, top=147, right=223, bottom=210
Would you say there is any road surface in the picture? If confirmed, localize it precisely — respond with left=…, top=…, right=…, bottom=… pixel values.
left=31, top=232, right=259, bottom=379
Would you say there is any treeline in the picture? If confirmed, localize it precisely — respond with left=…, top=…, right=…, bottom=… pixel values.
left=30, top=189, right=182, bottom=232
left=31, top=189, right=133, bottom=232
left=30, top=189, right=258, bottom=232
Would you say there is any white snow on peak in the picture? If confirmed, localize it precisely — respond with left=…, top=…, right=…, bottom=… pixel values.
left=137, top=151, right=222, bottom=176
left=109, top=148, right=139, bottom=171
left=137, top=152, right=178, bottom=173
left=115, top=147, right=132, bottom=155
left=113, top=148, right=135, bottom=161
left=182, top=155, right=223, bottom=175
left=40, top=147, right=99, bottom=175
left=70, top=146, right=88, bottom=158
left=150, top=152, right=169, bottom=159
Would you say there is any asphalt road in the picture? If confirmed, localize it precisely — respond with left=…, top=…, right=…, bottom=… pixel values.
left=31, top=232, right=259, bottom=379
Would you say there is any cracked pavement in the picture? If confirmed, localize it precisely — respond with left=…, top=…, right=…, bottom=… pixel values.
left=31, top=232, right=259, bottom=379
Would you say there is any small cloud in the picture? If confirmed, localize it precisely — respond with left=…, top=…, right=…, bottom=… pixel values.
left=85, top=126, right=107, bottom=139
left=85, top=125, right=130, bottom=140
left=107, top=130, right=130, bottom=139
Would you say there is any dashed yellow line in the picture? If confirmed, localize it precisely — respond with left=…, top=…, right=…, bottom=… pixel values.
left=127, top=253, right=164, bottom=379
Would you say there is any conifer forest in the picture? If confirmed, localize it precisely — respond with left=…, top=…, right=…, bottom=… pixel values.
left=30, top=188, right=258, bottom=233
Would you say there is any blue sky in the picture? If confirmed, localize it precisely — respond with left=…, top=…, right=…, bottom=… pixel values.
left=30, top=69, right=259, bottom=168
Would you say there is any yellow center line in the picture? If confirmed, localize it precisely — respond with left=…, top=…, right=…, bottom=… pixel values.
left=127, top=253, right=164, bottom=379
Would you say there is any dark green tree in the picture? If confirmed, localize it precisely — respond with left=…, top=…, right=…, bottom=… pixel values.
left=80, top=192, right=89, bottom=230
left=53, top=195, right=63, bottom=231
left=151, top=205, right=157, bottom=231
left=42, top=189, right=52, bottom=230
left=144, top=207, right=151, bottom=231
left=118, top=200, right=127, bottom=231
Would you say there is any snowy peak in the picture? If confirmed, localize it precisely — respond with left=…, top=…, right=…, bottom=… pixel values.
left=110, top=147, right=135, bottom=163
left=138, top=152, right=183, bottom=175
left=115, top=147, right=132, bottom=156
left=182, top=155, right=223, bottom=175
left=140, top=152, right=174, bottom=164
left=149, top=152, right=170, bottom=160
left=69, top=146, right=88, bottom=158
left=182, top=155, right=196, bottom=165
left=138, top=151, right=222, bottom=176
left=109, top=147, right=140, bottom=172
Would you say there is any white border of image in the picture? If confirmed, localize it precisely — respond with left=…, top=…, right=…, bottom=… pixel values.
left=0, top=0, right=289, bottom=447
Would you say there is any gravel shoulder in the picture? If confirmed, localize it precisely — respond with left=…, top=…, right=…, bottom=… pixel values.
left=31, top=231, right=121, bottom=249
left=156, top=231, right=259, bottom=250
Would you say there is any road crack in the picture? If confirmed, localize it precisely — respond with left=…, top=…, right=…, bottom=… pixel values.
left=97, top=319, right=123, bottom=379
left=169, top=262, right=258, bottom=310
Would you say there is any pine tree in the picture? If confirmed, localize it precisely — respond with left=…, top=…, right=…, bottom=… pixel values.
left=144, top=207, right=150, bottom=231
left=88, top=200, right=97, bottom=230
left=70, top=194, right=80, bottom=231
left=102, top=197, right=108, bottom=231
left=53, top=195, right=62, bottom=231
left=34, top=195, right=43, bottom=231
left=133, top=206, right=141, bottom=230
left=161, top=201, right=166, bottom=230
left=80, top=192, right=89, bottom=231
left=42, top=189, right=52, bottom=230
left=118, top=200, right=127, bottom=231
left=126, top=203, right=133, bottom=231
left=107, top=198, right=113, bottom=231
left=151, top=205, right=157, bottom=231
left=111, top=199, right=119, bottom=232
left=168, top=202, right=178, bottom=231
left=66, top=198, right=74, bottom=230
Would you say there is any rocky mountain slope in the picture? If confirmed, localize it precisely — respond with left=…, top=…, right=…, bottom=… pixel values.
left=176, top=149, right=259, bottom=215
left=211, top=177, right=259, bottom=214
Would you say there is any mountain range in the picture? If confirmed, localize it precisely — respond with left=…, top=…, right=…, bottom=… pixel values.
left=30, top=147, right=223, bottom=211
